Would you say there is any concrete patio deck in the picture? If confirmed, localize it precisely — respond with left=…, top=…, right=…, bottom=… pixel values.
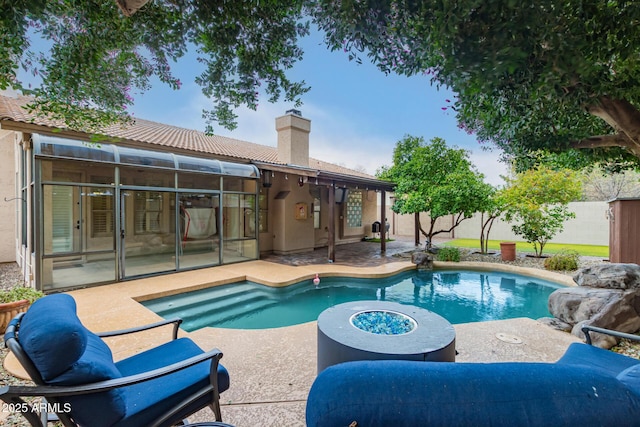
left=4, top=239, right=581, bottom=426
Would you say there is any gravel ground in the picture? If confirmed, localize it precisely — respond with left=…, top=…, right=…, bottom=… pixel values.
left=0, top=262, right=25, bottom=291
left=0, top=255, right=638, bottom=426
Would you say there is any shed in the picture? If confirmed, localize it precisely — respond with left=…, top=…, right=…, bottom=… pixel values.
left=608, top=198, right=640, bottom=265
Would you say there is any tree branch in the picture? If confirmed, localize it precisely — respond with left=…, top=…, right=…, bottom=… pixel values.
left=570, top=134, right=634, bottom=149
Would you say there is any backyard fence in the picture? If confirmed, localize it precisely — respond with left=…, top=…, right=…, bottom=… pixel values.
left=386, top=201, right=609, bottom=247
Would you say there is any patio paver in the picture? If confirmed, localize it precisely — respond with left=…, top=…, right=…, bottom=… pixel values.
left=3, top=239, right=582, bottom=426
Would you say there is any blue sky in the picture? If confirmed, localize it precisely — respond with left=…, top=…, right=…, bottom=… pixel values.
left=31, top=27, right=508, bottom=186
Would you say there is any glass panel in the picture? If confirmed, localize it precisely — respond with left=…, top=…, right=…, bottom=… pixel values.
left=117, top=146, right=175, bottom=168
left=122, top=191, right=176, bottom=277
left=222, top=194, right=256, bottom=239
left=346, top=190, right=363, bottom=227
left=179, top=193, right=220, bottom=269
left=224, top=177, right=243, bottom=192
left=223, top=239, right=258, bottom=263
left=220, top=162, right=258, bottom=177
left=119, top=166, right=175, bottom=187
left=43, top=185, right=78, bottom=254
left=42, top=159, right=115, bottom=184
left=41, top=184, right=116, bottom=290
left=177, top=155, right=222, bottom=174
left=224, top=177, right=257, bottom=192
left=244, top=194, right=256, bottom=238
left=42, top=253, right=117, bottom=291
left=89, top=188, right=114, bottom=237
left=36, top=135, right=115, bottom=162
left=134, top=191, right=163, bottom=234
left=178, top=172, right=221, bottom=190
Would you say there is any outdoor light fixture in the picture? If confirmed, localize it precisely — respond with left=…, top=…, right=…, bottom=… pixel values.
left=262, top=171, right=272, bottom=188
left=298, top=177, right=305, bottom=187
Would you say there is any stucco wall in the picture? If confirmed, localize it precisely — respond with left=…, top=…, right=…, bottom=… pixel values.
left=0, top=131, right=16, bottom=262
left=390, top=201, right=610, bottom=247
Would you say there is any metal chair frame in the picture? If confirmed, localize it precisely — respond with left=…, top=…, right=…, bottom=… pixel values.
left=2, top=315, right=224, bottom=427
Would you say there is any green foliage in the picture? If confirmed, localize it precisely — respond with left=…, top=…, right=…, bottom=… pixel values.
left=436, top=247, right=460, bottom=262
left=478, top=187, right=507, bottom=254
left=0, top=286, right=44, bottom=304
left=1, top=1, right=309, bottom=132
left=544, top=249, right=580, bottom=271
left=443, top=238, right=608, bottom=258
left=501, top=166, right=582, bottom=257
left=9, top=0, right=640, bottom=163
left=311, top=1, right=640, bottom=166
left=377, top=135, right=493, bottom=247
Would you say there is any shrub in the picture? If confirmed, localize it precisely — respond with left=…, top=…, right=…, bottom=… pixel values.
left=437, top=247, right=461, bottom=262
left=544, top=249, right=580, bottom=271
left=0, top=286, right=45, bottom=304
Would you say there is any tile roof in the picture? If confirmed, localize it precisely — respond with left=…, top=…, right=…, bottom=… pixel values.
left=0, top=93, right=380, bottom=181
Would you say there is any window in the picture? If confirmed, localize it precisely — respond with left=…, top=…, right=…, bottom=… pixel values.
left=346, top=190, right=363, bottom=227
left=310, top=186, right=321, bottom=229
left=134, top=191, right=163, bottom=234
left=90, top=188, right=114, bottom=237
left=259, top=188, right=268, bottom=233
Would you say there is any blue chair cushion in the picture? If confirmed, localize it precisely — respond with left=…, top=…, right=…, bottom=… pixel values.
left=19, top=294, right=87, bottom=381
left=557, top=342, right=639, bottom=376
left=114, top=337, right=230, bottom=427
left=618, top=364, right=640, bottom=397
left=19, top=294, right=126, bottom=427
left=306, top=360, right=640, bottom=427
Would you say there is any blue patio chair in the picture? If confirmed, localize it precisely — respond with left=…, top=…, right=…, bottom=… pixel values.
left=1, top=294, right=230, bottom=427
left=306, top=325, right=640, bottom=426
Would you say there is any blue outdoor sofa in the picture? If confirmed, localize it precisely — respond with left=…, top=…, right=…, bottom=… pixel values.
left=1, top=294, right=230, bottom=427
left=306, top=329, right=640, bottom=427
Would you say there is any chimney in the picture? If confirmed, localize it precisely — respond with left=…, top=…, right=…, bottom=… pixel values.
left=276, top=109, right=311, bottom=167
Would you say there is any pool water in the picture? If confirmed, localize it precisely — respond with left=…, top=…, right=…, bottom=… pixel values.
left=142, top=270, right=564, bottom=331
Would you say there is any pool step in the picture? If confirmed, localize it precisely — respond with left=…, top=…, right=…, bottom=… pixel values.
left=142, top=283, right=278, bottom=330
left=182, top=297, right=279, bottom=331
left=143, top=282, right=260, bottom=314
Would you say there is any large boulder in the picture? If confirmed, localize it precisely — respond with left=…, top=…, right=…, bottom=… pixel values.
left=411, top=252, right=433, bottom=270
left=548, top=287, right=640, bottom=325
left=573, top=263, right=640, bottom=289
left=546, top=263, right=640, bottom=348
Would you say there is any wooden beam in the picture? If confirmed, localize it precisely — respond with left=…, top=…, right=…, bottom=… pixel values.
left=328, top=184, right=335, bottom=262
left=381, top=190, right=386, bottom=253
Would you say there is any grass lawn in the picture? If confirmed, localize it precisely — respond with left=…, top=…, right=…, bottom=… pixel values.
left=364, top=238, right=395, bottom=243
left=442, top=238, right=609, bottom=258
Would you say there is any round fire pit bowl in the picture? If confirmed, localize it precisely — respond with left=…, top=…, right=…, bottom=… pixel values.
left=317, top=301, right=456, bottom=373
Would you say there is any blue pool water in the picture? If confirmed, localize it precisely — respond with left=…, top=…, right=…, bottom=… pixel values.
left=142, top=270, right=564, bottom=331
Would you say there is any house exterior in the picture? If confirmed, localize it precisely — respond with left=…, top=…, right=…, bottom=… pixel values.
left=0, top=93, right=393, bottom=292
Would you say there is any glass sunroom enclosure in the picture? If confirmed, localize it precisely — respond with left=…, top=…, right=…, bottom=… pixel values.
left=34, top=135, right=259, bottom=291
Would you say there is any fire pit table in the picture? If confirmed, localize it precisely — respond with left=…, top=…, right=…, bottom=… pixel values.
left=317, top=301, right=456, bottom=373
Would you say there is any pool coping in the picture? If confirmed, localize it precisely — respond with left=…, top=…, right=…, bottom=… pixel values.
left=129, top=260, right=576, bottom=303
left=5, top=260, right=573, bottom=376
left=4, top=260, right=580, bottom=426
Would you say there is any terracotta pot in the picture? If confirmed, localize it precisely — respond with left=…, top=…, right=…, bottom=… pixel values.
left=0, top=299, right=30, bottom=333
left=500, top=242, right=517, bottom=262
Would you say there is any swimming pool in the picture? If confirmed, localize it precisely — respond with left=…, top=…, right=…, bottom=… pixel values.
left=142, top=269, right=564, bottom=331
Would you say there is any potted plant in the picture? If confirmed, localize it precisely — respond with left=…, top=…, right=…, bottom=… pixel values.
left=0, top=286, right=45, bottom=333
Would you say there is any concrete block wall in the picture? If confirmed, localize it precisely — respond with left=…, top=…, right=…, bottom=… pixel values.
left=391, top=201, right=610, bottom=246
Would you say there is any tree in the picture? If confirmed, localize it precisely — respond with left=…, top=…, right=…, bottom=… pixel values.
left=501, top=166, right=582, bottom=257
left=377, top=135, right=493, bottom=248
left=478, top=188, right=507, bottom=255
left=0, top=1, right=309, bottom=132
left=311, top=1, right=640, bottom=167
left=10, top=0, right=640, bottom=165
left=582, top=167, right=640, bottom=201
